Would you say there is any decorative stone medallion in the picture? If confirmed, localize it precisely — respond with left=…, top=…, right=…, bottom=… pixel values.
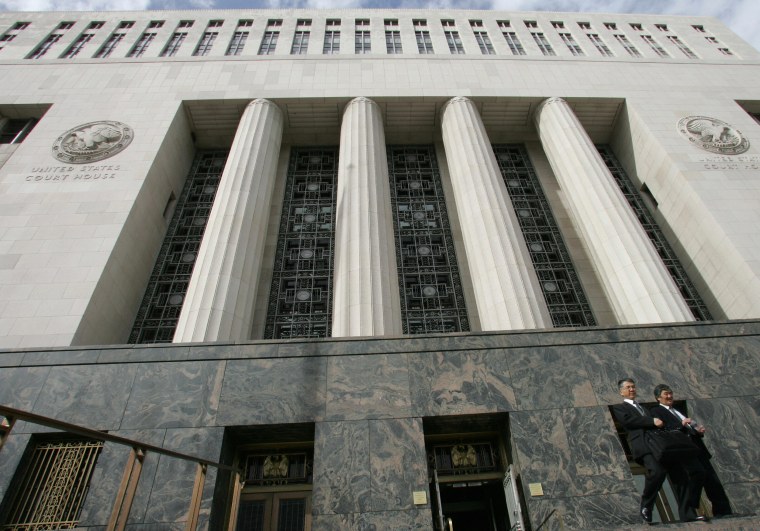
left=52, top=121, right=134, bottom=163
left=677, top=116, right=749, bottom=155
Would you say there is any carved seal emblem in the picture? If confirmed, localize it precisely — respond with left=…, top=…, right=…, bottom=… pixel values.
left=52, top=121, right=134, bottom=163
left=677, top=116, right=749, bottom=155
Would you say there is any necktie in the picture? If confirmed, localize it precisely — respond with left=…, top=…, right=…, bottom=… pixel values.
left=633, top=401, right=645, bottom=415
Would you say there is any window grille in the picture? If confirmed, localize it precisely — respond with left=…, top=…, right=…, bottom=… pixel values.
left=60, top=33, right=93, bottom=58
left=27, top=34, right=62, bottom=59
left=226, top=31, right=248, bottom=55
left=444, top=30, right=464, bottom=54
left=559, top=33, right=584, bottom=56
left=429, top=441, right=499, bottom=476
left=355, top=30, right=370, bottom=53
left=161, top=32, right=186, bottom=57
left=385, top=30, right=402, bottom=53
left=388, top=146, right=469, bottom=334
left=127, top=32, right=156, bottom=57
left=615, top=34, right=641, bottom=57
left=531, top=32, right=555, bottom=56
left=641, top=34, right=669, bottom=57
left=1, top=439, right=103, bottom=530
left=587, top=33, right=614, bottom=56
left=502, top=31, right=525, bottom=55
left=258, top=31, right=279, bottom=55
left=667, top=35, right=697, bottom=58
left=291, top=31, right=310, bottom=54
left=416, top=30, right=433, bottom=53
left=597, top=146, right=712, bottom=320
left=129, top=151, right=228, bottom=343
left=474, top=31, right=495, bottom=54
left=493, top=145, right=596, bottom=327
left=265, top=148, right=338, bottom=339
left=323, top=31, right=340, bottom=54
left=193, top=31, right=217, bottom=56
left=94, top=32, right=124, bottom=58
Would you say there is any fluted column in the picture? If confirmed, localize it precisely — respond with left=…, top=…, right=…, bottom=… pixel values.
left=535, top=97, right=693, bottom=324
left=332, top=97, right=402, bottom=336
left=441, top=96, right=548, bottom=330
left=173, top=99, right=284, bottom=342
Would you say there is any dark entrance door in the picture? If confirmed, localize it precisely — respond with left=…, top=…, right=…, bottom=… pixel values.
left=438, top=481, right=510, bottom=531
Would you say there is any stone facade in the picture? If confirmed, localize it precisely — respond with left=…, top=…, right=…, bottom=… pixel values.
left=1, top=7, right=760, bottom=530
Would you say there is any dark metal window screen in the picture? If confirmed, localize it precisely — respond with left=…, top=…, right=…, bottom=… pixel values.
left=388, top=146, right=469, bottom=334
left=277, top=499, right=306, bottom=531
left=597, top=146, right=712, bottom=320
left=129, top=151, right=228, bottom=343
left=236, top=500, right=265, bottom=531
left=1, top=440, right=103, bottom=530
left=493, top=145, right=596, bottom=327
left=265, top=148, right=337, bottom=339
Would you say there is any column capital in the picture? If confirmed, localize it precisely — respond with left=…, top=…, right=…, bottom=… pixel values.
left=441, top=96, right=474, bottom=115
left=535, top=97, right=567, bottom=123
left=247, top=98, right=279, bottom=110
left=344, top=96, right=378, bottom=111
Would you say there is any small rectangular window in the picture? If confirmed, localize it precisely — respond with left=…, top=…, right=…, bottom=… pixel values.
left=630, top=23, right=643, bottom=31
left=614, top=34, right=641, bottom=57
left=718, top=47, right=733, bottom=55
left=474, top=31, right=495, bottom=55
left=60, top=32, right=94, bottom=58
left=587, top=33, right=614, bottom=57
left=178, top=20, right=194, bottom=28
left=416, top=30, right=433, bottom=54
left=326, top=19, right=340, bottom=26
left=641, top=34, right=669, bottom=57
left=127, top=32, right=156, bottom=57
left=58, top=21, right=75, bottom=30
left=578, top=22, right=591, bottom=30
left=532, top=32, right=555, bottom=56
left=323, top=30, right=340, bottom=54
left=193, top=31, right=217, bottom=56
left=413, top=19, right=427, bottom=27
left=384, top=19, right=398, bottom=26
left=226, top=30, right=248, bottom=55
left=118, top=21, right=135, bottom=29
left=445, top=30, right=464, bottom=54
left=560, top=33, right=584, bottom=56
left=0, top=118, right=37, bottom=144
left=13, top=21, right=31, bottom=30
left=88, top=21, right=105, bottom=29
left=291, top=30, right=310, bottom=55
left=503, top=31, right=525, bottom=55
left=496, top=20, right=511, bottom=29
left=161, top=32, right=187, bottom=57
left=355, top=29, right=370, bottom=53
left=355, top=19, right=370, bottom=26
left=385, top=30, right=402, bottom=54
left=551, top=21, right=564, bottom=29
left=28, top=34, right=62, bottom=59
left=524, top=20, right=537, bottom=28
left=667, top=35, right=697, bottom=59
left=208, top=19, right=224, bottom=27
left=268, top=19, right=283, bottom=27
left=258, top=31, right=279, bottom=55
left=238, top=19, right=253, bottom=27
left=604, top=22, right=617, bottom=30
left=441, top=19, right=455, bottom=27
left=148, top=20, right=164, bottom=28
left=94, top=32, right=124, bottom=58
left=655, top=23, right=668, bottom=31
left=692, top=25, right=705, bottom=33
left=470, top=20, right=484, bottom=28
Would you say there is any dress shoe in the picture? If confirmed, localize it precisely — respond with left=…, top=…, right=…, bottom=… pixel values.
left=640, top=507, right=653, bottom=524
left=686, top=515, right=707, bottom=522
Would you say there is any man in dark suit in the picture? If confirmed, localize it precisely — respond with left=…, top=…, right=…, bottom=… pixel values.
left=611, top=378, right=667, bottom=524
left=651, top=384, right=732, bottom=519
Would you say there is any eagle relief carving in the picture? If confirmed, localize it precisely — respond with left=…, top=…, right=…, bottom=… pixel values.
left=263, top=454, right=290, bottom=479
left=677, top=116, right=749, bottom=155
left=451, top=444, right=478, bottom=468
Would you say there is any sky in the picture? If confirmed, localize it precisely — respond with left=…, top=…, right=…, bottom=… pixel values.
left=0, top=0, right=758, bottom=51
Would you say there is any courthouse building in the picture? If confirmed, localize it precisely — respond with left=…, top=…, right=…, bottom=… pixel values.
left=1, top=6, right=760, bottom=530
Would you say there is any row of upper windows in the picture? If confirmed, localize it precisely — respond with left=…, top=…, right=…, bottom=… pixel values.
left=0, top=17, right=735, bottom=59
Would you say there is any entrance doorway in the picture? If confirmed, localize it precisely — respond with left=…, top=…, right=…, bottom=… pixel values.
left=438, top=481, right=510, bottom=531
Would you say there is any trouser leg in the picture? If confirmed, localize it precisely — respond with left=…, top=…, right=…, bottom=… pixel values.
left=640, top=454, right=668, bottom=513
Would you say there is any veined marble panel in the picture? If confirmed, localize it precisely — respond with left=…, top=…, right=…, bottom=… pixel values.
left=312, top=509, right=431, bottom=530
left=325, top=353, right=411, bottom=421
left=676, top=336, right=760, bottom=398
left=0, top=433, right=31, bottom=499
left=79, top=429, right=167, bottom=526
left=216, top=357, right=327, bottom=425
left=313, top=420, right=371, bottom=515
left=121, top=361, right=225, bottom=429
left=32, top=364, right=137, bottom=430
left=508, top=346, right=596, bottom=410
left=369, top=418, right=428, bottom=512
left=408, top=350, right=515, bottom=416
left=143, top=427, right=223, bottom=524
left=511, top=408, right=630, bottom=499
left=0, top=365, right=49, bottom=411
left=526, top=492, right=640, bottom=530
left=689, top=397, right=760, bottom=484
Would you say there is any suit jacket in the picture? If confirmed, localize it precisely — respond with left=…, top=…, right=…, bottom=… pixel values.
left=611, top=402, right=661, bottom=461
left=650, top=403, right=712, bottom=459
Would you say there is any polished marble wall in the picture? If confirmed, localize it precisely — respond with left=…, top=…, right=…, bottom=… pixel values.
left=1, top=320, right=759, bottom=529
